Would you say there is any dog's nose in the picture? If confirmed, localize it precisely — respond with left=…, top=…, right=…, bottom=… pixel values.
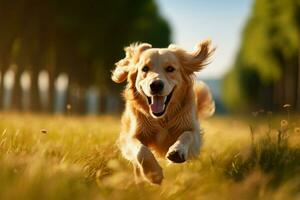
left=150, top=80, right=164, bottom=94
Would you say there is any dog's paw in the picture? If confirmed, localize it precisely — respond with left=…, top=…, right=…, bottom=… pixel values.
left=166, top=150, right=186, bottom=163
left=144, top=168, right=164, bottom=185
left=139, top=164, right=163, bottom=185
left=166, top=142, right=188, bottom=163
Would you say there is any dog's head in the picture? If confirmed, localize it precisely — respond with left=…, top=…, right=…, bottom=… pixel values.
left=112, top=40, right=215, bottom=118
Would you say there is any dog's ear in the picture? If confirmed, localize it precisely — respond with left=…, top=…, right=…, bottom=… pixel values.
left=111, top=43, right=152, bottom=83
left=168, top=40, right=215, bottom=75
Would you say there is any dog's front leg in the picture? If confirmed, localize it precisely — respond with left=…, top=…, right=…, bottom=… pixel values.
left=136, top=144, right=163, bottom=184
left=166, top=130, right=201, bottom=163
left=122, top=137, right=163, bottom=184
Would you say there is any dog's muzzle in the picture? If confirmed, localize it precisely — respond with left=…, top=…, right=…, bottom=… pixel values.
left=146, top=88, right=174, bottom=117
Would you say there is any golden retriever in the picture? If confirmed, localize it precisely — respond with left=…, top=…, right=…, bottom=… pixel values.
left=111, top=40, right=215, bottom=184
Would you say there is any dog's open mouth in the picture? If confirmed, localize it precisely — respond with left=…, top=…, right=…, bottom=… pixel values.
left=146, top=89, right=174, bottom=117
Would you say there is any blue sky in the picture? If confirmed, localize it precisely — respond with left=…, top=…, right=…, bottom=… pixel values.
left=156, top=0, right=253, bottom=79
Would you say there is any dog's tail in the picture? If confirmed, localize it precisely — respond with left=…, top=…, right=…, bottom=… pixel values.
left=194, top=81, right=215, bottom=119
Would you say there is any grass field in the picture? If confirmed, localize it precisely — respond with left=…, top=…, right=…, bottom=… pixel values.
left=0, top=112, right=300, bottom=200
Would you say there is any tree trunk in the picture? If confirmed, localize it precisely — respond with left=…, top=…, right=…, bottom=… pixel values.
left=48, top=73, right=55, bottom=113
left=31, top=70, right=40, bottom=112
left=12, top=68, right=22, bottom=111
left=297, top=34, right=300, bottom=112
left=284, top=60, right=296, bottom=111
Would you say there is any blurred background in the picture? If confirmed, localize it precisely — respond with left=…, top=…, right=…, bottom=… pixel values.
left=0, top=0, right=299, bottom=115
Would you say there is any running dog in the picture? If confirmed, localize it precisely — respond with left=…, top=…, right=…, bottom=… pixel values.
left=111, top=40, right=215, bottom=184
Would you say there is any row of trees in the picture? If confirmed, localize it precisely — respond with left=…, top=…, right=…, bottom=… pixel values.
left=0, top=0, right=171, bottom=110
left=223, top=0, right=300, bottom=112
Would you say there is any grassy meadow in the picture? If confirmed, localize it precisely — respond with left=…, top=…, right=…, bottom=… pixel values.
left=0, top=112, right=300, bottom=200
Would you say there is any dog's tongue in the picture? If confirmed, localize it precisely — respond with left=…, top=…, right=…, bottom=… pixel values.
left=150, top=96, right=165, bottom=114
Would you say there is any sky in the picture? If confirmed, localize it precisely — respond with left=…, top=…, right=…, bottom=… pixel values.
left=156, top=0, right=253, bottom=79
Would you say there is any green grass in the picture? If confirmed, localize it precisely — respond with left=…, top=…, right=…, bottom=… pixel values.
left=0, top=113, right=300, bottom=200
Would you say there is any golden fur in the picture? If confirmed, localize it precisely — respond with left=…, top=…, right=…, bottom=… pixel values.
left=112, top=40, right=215, bottom=184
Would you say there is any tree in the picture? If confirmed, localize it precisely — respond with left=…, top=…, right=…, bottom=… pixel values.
left=223, top=0, right=300, bottom=112
left=0, top=0, right=171, bottom=110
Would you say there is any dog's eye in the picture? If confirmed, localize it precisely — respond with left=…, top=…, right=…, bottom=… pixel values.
left=142, top=66, right=149, bottom=72
left=166, top=66, right=175, bottom=73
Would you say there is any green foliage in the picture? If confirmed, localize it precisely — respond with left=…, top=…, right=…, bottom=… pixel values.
left=223, top=0, right=300, bottom=112
left=0, top=0, right=171, bottom=87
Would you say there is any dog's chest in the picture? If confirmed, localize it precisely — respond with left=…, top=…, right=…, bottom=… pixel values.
left=136, top=119, right=192, bottom=156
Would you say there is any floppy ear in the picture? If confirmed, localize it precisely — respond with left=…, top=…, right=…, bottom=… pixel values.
left=168, top=40, right=215, bottom=75
left=111, top=43, right=152, bottom=83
